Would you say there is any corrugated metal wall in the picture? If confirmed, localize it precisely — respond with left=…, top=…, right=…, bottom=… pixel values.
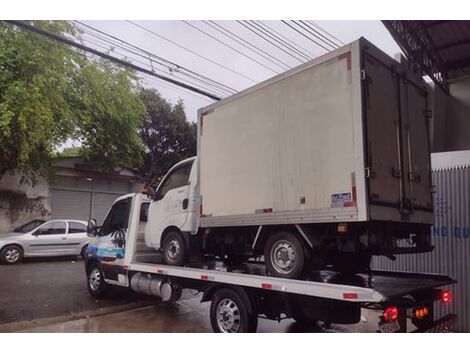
left=373, top=165, right=470, bottom=332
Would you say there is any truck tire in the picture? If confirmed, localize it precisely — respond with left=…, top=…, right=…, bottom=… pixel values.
left=87, top=262, right=108, bottom=298
left=264, top=231, right=305, bottom=279
left=162, top=230, right=187, bottom=266
left=0, top=245, right=23, bottom=265
left=210, top=288, right=258, bottom=333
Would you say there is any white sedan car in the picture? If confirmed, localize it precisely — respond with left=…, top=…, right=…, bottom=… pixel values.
left=0, top=219, right=89, bottom=264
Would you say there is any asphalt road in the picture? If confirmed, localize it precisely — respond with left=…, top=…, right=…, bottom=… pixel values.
left=0, top=256, right=153, bottom=330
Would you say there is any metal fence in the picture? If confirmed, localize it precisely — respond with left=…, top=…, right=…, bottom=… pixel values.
left=373, top=164, right=470, bottom=332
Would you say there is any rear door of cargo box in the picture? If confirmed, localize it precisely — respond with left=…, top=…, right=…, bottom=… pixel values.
left=362, top=51, right=432, bottom=221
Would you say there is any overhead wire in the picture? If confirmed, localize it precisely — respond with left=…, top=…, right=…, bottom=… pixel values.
left=296, top=20, right=339, bottom=50
left=203, top=20, right=291, bottom=71
left=75, top=21, right=236, bottom=96
left=257, top=21, right=317, bottom=59
left=182, top=20, right=279, bottom=75
left=127, top=20, right=257, bottom=84
left=5, top=20, right=223, bottom=100
left=248, top=21, right=312, bottom=61
left=282, top=20, right=331, bottom=53
left=237, top=21, right=306, bottom=64
left=306, top=20, right=345, bottom=46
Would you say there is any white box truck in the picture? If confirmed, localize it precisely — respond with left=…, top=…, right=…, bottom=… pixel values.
left=144, top=38, right=434, bottom=279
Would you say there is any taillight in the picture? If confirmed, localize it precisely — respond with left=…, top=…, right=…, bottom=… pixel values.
left=441, top=289, right=452, bottom=304
left=413, top=306, right=429, bottom=319
left=383, top=307, right=398, bottom=322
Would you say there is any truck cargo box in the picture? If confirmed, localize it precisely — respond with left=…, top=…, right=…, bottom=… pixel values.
left=198, top=38, right=433, bottom=228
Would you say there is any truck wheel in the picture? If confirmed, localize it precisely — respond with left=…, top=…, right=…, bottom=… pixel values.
left=87, top=262, right=108, bottom=297
left=210, top=288, right=258, bottom=333
left=163, top=230, right=187, bottom=266
left=0, top=245, right=23, bottom=265
left=264, top=231, right=305, bottom=279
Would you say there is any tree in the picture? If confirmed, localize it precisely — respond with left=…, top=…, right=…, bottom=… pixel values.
left=0, top=21, right=145, bottom=183
left=138, top=88, right=197, bottom=187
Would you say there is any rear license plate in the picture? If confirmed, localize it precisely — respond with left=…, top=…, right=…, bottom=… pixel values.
left=379, top=320, right=401, bottom=333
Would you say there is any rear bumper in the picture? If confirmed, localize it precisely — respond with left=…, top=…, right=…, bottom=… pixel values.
left=411, top=314, right=457, bottom=333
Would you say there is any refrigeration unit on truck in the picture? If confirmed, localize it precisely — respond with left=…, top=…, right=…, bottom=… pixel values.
left=143, top=37, right=434, bottom=279
left=84, top=193, right=456, bottom=333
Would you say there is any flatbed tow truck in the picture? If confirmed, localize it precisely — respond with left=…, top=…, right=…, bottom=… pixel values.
left=84, top=193, right=457, bottom=333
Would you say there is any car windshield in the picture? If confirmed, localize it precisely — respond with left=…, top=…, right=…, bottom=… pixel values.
left=13, top=220, right=46, bottom=233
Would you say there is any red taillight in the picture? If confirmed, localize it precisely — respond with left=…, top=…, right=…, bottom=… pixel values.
left=441, top=289, right=452, bottom=303
left=383, top=307, right=398, bottom=322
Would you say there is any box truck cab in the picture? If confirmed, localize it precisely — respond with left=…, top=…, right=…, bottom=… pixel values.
left=144, top=38, right=434, bottom=280
left=144, top=157, right=199, bottom=266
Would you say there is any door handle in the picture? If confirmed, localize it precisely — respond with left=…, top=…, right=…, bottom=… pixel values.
left=61, top=237, right=67, bottom=240
left=182, top=198, right=189, bottom=210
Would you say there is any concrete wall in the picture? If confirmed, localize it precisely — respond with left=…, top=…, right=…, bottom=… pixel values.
left=430, top=73, right=470, bottom=152
left=0, top=173, right=51, bottom=233
left=445, top=74, right=470, bottom=151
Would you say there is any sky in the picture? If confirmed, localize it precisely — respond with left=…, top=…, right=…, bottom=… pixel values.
left=78, top=20, right=402, bottom=122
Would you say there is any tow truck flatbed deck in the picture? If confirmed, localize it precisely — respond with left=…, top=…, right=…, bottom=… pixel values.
left=126, top=258, right=456, bottom=304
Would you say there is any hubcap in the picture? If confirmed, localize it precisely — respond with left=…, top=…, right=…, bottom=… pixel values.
left=5, top=248, right=20, bottom=263
left=270, top=240, right=296, bottom=274
left=216, top=298, right=241, bottom=333
left=167, top=239, right=181, bottom=261
left=89, top=267, right=101, bottom=291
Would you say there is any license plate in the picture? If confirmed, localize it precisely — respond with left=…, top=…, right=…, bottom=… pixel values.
left=379, top=320, right=401, bottom=333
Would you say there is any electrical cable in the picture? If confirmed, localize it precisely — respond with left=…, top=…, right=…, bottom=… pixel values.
left=182, top=20, right=279, bottom=75
left=127, top=20, right=257, bottom=84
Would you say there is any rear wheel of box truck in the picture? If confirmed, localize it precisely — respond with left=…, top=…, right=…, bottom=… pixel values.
left=264, top=231, right=306, bottom=279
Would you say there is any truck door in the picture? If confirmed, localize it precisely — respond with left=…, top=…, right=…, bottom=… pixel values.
left=363, top=54, right=403, bottom=210
left=147, top=159, right=194, bottom=248
left=363, top=52, right=432, bottom=217
left=400, top=80, right=433, bottom=212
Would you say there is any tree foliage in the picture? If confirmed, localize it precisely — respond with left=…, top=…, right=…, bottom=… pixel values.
left=139, top=88, right=197, bottom=186
left=0, top=21, right=145, bottom=183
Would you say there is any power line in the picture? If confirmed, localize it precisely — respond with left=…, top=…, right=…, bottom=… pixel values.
left=296, top=20, right=338, bottom=51
left=75, top=21, right=236, bottom=96
left=307, top=20, right=345, bottom=46
left=258, top=21, right=317, bottom=59
left=80, top=31, right=230, bottom=98
left=203, top=21, right=291, bottom=71
left=282, top=20, right=331, bottom=53
left=127, top=20, right=257, bottom=84
left=248, top=21, right=311, bottom=61
left=237, top=21, right=306, bottom=64
left=5, top=20, right=222, bottom=101
left=182, top=20, right=279, bottom=75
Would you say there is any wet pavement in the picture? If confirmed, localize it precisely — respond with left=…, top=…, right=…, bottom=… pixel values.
left=16, top=292, right=380, bottom=333
left=0, top=257, right=153, bottom=331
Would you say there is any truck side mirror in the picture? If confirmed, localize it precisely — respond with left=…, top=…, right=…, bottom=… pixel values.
left=147, top=186, right=157, bottom=200
left=87, top=219, right=98, bottom=237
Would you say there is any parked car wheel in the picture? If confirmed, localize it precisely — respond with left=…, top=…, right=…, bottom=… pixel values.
left=264, top=231, right=305, bottom=279
left=162, top=230, right=187, bottom=266
left=0, top=245, right=23, bottom=265
left=87, top=262, right=108, bottom=297
left=210, top=288, right=257, bottom=333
